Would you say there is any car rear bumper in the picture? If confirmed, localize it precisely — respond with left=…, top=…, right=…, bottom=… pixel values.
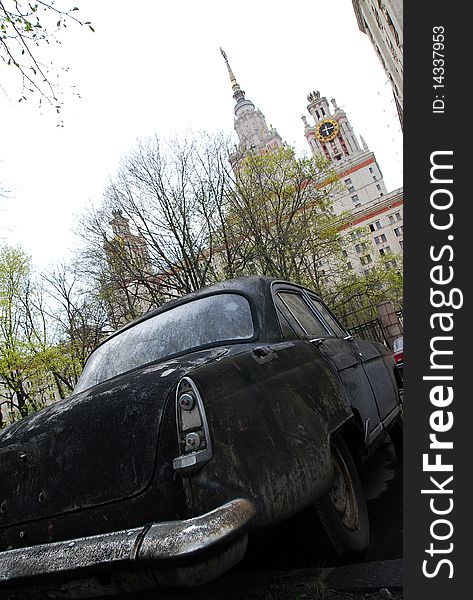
left=0, top=498, right=256, bottom=592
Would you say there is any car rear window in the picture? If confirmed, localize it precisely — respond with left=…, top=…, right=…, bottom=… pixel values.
left=74, top=293, right=254, bottom=393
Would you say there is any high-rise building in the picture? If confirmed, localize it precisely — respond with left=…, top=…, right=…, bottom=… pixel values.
left=301, top=89, right=403, bottom=275
left=302, top=90, right=388, bottom=214
left=220, top=48, right=284, bottom=168
left=351, top=0, right=403, bottom=128
left=220, top=50, right=403, bottom=279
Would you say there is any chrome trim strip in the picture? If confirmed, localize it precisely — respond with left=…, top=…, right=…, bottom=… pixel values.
left=173, top=376, right=213, bottom=474
left=0, top=498, right=256, bottom=586
left=368, top=422, right=383, bottom=445
left=364, top=417, right=371, bottom=446
left=382, top=404, right=402, bottom=429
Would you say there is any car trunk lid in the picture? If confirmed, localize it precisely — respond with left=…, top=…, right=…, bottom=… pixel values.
left=0, top=349, right=225, bottom=528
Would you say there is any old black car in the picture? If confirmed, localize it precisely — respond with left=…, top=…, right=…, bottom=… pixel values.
left=0, top=277, right=402, bottom=594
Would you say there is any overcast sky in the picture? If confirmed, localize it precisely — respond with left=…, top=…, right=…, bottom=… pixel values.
left=0, top=0, right=402, bottom=269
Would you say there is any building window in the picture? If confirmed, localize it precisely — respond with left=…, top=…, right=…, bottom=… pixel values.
left=374, top=233, right=387, bottom=244
left=369, top=220, right=382, bottom=232
left=355, top=244, right=361, bottom=253
left=372, top=175, right=377, bottom=181
left=348, top=185, right=355, bottom=193
left=360, top=254, right=372, bottom=265
left=376, top=184, right=382, bottom=191
left=399, top=240, right=404, bottom=248
left=394, top=226, right=403, bottom=237
left=395, top=212, right=402, bottom=221
left=379, top=246, right=392, bottom=255
left=369, top=166, right=374, bottom=173
left=385, top=260, right=397, bottom=270
left=347, top=261, right=353, bottom=270
left=344, top=177, right=352, bottom=185
left=351, top=194, right=359, bottom=203
left=389, top=214, right=395, bottom=224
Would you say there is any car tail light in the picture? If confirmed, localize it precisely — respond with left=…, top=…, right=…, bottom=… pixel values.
left=173, top=377, right=213, bottom=475
left=394, top=351, right=403, bottom=364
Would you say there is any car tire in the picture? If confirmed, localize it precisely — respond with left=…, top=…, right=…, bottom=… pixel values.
left=314, top=437, right=370, bottom=563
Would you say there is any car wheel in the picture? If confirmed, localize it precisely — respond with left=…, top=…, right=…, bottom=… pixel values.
left=314, top=437, right=370, bottom=563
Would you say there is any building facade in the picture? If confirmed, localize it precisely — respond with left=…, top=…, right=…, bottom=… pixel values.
left=302, top=90, right=389, bottom=214
left=220, top=48, right=284, bottom=169
left=221, top=50, right=403, bottom=280
left=103, top=210, right=154, bottom=327
left=340, top=187, right=403, bottom=277
left=351, top=0, right=403, bottom=127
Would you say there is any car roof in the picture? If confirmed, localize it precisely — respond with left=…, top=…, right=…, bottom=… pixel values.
left=82, top=276, right=329, bottom=370
left=98, top=276, right=297, bottom=347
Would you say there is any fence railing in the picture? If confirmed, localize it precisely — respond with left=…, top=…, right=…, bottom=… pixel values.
left=348, top=318, right=390, bottom=346
left=348, top=308, right=403, bottom=347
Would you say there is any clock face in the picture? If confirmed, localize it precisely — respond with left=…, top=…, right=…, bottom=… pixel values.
left=316, top=118, right=340, bottom=142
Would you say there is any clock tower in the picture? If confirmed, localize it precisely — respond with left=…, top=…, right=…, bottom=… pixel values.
left=302, top=90, right=403, bottom=274
left=302, top=91, right=388, bottom=215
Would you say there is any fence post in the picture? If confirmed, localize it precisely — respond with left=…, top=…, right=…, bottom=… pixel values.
left=376, top=301, right=403, bottom=350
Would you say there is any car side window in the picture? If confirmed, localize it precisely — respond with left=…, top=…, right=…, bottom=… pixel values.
left=277, top=292, right=329, bottom=338
left=275, top=306, right=300, bottom=340
left=306, top=294, right=348, bottom=338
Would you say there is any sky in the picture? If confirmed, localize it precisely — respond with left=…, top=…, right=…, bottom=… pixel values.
left=0, top=0, right=402, bottom=270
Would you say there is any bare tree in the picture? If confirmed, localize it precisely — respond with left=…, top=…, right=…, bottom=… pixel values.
left=227, top=146, right=349, bottom=290
left=78, top=133, right=239, bottom=327
left=0, top=1, right=93, bottom=114
left=78, top=134, right=402, bottom=332
left=41, top=261, right=109, bottom=395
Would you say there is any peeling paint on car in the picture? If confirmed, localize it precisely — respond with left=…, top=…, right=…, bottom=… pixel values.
left=0, top=276, right=402, bottom=590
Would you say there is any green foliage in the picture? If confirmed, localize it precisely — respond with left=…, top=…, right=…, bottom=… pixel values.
left=328, top=250, right=403, bottom=326
left=225, top=145, right=349, bottom=289
left=0, top=244, right=40, bottom=424
left=223, top=146, right=402, bottom=318
left=0, top=246, right=103, bottom=426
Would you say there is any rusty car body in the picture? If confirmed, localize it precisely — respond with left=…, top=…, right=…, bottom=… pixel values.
left=0, top=276, right=402, bottom=594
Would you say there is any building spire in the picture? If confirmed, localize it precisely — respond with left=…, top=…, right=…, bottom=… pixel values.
left=220, top=47, right=248, bottom=107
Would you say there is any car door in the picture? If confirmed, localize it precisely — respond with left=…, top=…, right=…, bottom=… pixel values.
left=273, top=286, right=383, bottom=445
left=304, top=293, right=399, bottom=424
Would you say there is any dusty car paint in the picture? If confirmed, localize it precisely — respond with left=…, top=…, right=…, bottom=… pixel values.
left=0, top=276, right=402, bottom=590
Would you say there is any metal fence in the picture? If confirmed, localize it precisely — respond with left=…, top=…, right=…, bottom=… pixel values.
left=348, top=309, right=403, bottom=347
left=348, top=318, right=390, bottom=346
